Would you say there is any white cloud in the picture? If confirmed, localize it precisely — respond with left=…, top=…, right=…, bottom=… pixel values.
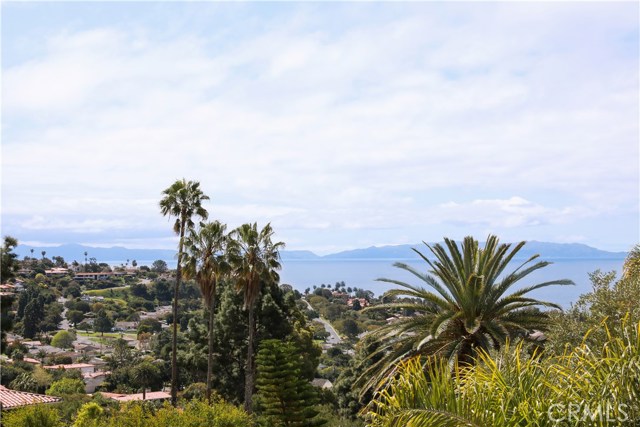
left=2, top=2, right=637, bottom=251
left=435, top=197, right=593, bottom=229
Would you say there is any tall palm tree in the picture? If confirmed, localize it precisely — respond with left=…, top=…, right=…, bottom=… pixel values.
left=182, top=220, right=231, bottom=402
left=159, top=179, right=209, bottom=406
left=230, top=222, right=284, bottom=413
left=360, top=235, right=572, bottom=393
left=41, top=250, right=46, bottom=259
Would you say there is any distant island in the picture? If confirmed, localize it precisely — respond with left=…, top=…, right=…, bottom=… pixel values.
left=15, top=241, right=628, bottom=264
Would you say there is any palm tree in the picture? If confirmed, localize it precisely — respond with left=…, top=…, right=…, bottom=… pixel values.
left=131, top=359, right=160, bottom=400
left=230, top=222, right=284, bottom=413
left=360, top=235, right=572, bottom=393
left=159, top=178, right=209, bottom=406
left=41, top=250, right=46, bottom=260
left=182, top=220, right=231, bottom=402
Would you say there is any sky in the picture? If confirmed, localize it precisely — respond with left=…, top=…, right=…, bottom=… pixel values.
left=1, top=1, right=638, bottom=255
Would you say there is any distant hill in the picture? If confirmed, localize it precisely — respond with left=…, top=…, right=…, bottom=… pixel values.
left=15, top=243, right=176, bottom=264
left=279, top=250, right=321, bottom=261
left=15, top=241, right=627, bottom=265
left=321, top=241, right=628, bottom=260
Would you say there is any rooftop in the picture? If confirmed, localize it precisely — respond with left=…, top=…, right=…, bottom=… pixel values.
left=0, top=385, right=61, bottom=409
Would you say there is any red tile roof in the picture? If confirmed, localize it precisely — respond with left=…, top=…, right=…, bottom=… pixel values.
left=43, top=363, right=95, bottom=371
left=100, top=391, right=170, bottom=402
left=0, top=385, right=61, bottom=409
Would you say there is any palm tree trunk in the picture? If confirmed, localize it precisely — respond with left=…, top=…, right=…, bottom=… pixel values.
left=142, top=387, right=146, bottom=400
left=244, top=305, right=255, bottom=413
left=171, top=219, right=186, bottom=407
left=206, top=289, right=216, bottom=403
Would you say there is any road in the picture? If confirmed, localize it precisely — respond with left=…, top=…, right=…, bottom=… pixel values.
left=57, top=296, right=100, bottom=346
left=302, top=299, right=342, bottom=346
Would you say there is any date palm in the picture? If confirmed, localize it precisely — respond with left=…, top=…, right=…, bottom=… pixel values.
left=159, top=179, right=209, bottom=406
left=182, top=220, right=231, bottom=402
left=361, top=235, right=572, bottom=393
left=230, top=222, right=284, bottom=413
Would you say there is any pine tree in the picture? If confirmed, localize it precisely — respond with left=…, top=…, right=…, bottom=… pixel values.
left=256, top=341, right=321, bottom=426
left=256, top=339, right=325, bottom=427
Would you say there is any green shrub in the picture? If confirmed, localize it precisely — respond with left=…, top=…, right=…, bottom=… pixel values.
left=367, top=318, right=640, bottom=427
left=2, top=404, right=61, bottom=427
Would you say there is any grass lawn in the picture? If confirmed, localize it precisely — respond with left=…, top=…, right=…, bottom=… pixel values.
left=84, top=286, right=129, bottom=298
left=77, top=331, right=137, bottom=344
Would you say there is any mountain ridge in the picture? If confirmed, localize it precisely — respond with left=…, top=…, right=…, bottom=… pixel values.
left=14, top=241, right=628, bottom=264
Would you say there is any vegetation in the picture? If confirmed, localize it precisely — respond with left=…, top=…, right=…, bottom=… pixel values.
left=3, top=177, right=637, bottom=427
left=360, top=235, right=572, bottom=392
left=182, top=220, right=231, bottom=402
left=46, top=378, right=86, bottom=396
left=159, top=178, right=210, bottom=405
left=51, top=330, right=76, bottom=349
left=231, top=222, right=285, bottom=413
left=256, top=339, right=324, bottom=427
left=367, top=318, right=640, bottom=426
left=2, top=403, right=62, bottom=427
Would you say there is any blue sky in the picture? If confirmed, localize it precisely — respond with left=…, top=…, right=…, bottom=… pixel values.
left=2, top=2, right=638, bottom=254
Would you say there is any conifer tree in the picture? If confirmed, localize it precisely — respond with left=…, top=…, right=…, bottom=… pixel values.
left=256, top=339, right=325, bottom=427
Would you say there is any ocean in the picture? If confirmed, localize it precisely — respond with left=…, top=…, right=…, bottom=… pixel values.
left=278, top=258, right=625, bottom=308
left=113, top=257, right=625, bottom=308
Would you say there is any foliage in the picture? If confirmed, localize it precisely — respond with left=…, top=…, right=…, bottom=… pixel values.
left=69, top=399, right=252, bottom=427
left=9, top=372, right=38, bottom=392
left=51, top=330, right=76, bottom=349
left=230, top=222, right=285, bottom=412
left=1, top=235, right=19, bottom=280
left=131, top=358, right=161, bottom=399
left=46, top=377, right=86, bottom=395
left=73, top=402, right=106, bottom=427
left=1, top=291, right=15, bottom=352
left=366, top=319, right=640, bottom=427
left=137, top=318, right=162, bottom=334
left=159, top=178, right=210, bottom=406
left=151, top=260, right=168, bottom=274
left=66, top=310, right=85, bottom=327
left=2, top=403, right=62, bottom=427
left=546, top=251, right=640, bottom=355
left=94, top=310, right=114, bottom=336
left=362, top=235, right=572, bottom=393
left=182, top=220, right=231, bottom=401
left=256, top=339, right=324, bottom=427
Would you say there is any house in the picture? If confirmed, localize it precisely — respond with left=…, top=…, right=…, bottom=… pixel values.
left=44, top=268, right=69, bottom=277
left=100, top=391, right=171, bottom=402
left=44, top=363, right=96, bottom=375
left=115, top=321, right=138, bottom=331
left=75, top=343, right=101, bottom=354
left=6, top=357, right=40, bottom=366
left=73, top=272, right=125, bottom=281
left=0, top=385, right=61, bottom=410
left=347, top=298, right=369, bottom=308
left=311, top=378, right=333, bottom=389
left=83, top=371, right=110, bottom=393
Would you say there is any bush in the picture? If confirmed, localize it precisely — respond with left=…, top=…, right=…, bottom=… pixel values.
left=51, top=330, right=76, bottom=349
left=367, top=319, right=640, bottom=426
left=46, top=377, right=86, bottom=395
left=2, top=404, right=61, bottom=427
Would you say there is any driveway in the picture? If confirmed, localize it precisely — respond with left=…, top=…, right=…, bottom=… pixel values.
left=303, top=299, right=342, bottom=346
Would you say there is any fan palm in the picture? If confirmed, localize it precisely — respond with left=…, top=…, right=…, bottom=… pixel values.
left=159, top=178, right=209, bottom=405
left=182, top=220, right=231, bottom=402
left=230, top=222, right=284, bottom=413
left=361, top=235, right=573, bottom=393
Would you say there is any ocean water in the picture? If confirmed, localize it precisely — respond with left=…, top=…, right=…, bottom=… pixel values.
left=119, top=257, right=625, bottom=308
left=279, top=258, right=625, bottom=308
